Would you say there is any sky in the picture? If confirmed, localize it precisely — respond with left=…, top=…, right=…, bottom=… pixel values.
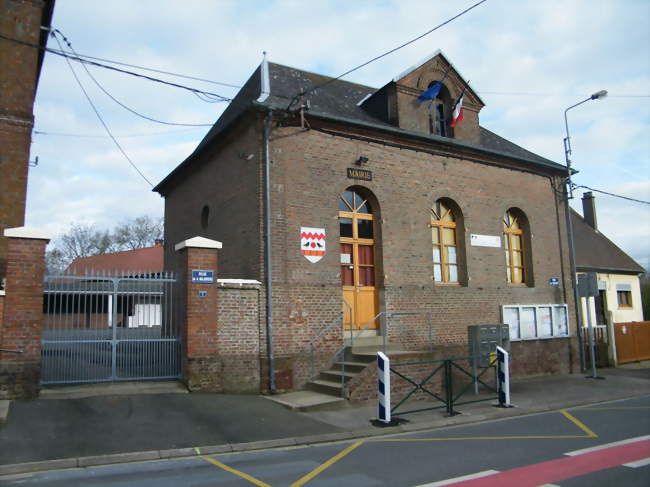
left=25, top=0, right=650, bottom=269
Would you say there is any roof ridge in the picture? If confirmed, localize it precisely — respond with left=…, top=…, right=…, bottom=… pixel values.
left=268, top=61, right=378, bottom=91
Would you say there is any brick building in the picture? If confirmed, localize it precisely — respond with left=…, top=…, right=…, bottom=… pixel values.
left=155, top=51, right=578, bottom=394
left=0, top=0, right=55, bottom=283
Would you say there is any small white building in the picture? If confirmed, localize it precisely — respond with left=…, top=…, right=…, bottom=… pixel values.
left=572, top=192, right=645, bottom=364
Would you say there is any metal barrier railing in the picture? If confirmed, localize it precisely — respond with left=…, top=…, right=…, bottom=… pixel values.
left=390, top=354, right=498, bottom=417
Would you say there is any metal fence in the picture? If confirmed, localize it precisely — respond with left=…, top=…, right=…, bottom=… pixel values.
left=42, top=270, right=181, bottom=384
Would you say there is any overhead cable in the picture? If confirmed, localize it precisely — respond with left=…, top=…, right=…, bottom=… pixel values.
left=287, top=0, right=488, bottom=109
left=52, top=30, right=215, bottom=127
left=480, top=91, right=650, bottom=98
left=52, top=34, right=154, bottom=188
left=574, top=185, right=650, bottom=205
left=34, top=128, right=205, bottom=138
left=0, top=31, right=233, bottom=102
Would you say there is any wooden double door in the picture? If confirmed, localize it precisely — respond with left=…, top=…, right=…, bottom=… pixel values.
left=338, top=189, right=379, bottom=330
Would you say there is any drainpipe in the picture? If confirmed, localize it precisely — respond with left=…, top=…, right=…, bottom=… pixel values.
left=257, top=52, right=275, bottom=392
left=262, top=110, right=276, bottom=393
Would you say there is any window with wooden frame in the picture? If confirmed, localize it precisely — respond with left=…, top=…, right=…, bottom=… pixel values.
left=338, top=190, right=375, bottom=287
left=617, top=290, right=632, bottom=308
left=431, top=199, right=459, bottom=283
left=503, top=210, right=527, bottom=284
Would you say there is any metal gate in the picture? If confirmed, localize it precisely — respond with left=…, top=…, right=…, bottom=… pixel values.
left=42, top=270, right=181, bottom=384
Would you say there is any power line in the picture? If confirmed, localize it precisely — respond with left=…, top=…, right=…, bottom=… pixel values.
left=0, top=31, right=233, bottom=102
left=480, top=91, right=650, bottom=98
left=51, top=30, right=215, bottom=127
left=287, top=0, right=488, bottom=109
left=34, top=127, right=205, bottom=138
left=40, top=44, right=242, bottom=89
left=575, top=185, right=650, bottom=205
left=52, top=34, right=154, bottom=188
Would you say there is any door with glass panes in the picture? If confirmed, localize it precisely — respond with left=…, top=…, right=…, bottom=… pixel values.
left=338, top=189, right=379, bottom=330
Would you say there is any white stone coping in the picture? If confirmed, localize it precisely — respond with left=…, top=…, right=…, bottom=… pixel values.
left=218, top=278, right=261, bottom=287
left=3, top=226, right=51, bottom=240
left=174, top=236, right=222, bottom=251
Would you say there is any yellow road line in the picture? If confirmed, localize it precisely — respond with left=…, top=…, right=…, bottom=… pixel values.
left=369, top=435, right=590, bottom=443
left=561, top=410, right=598, bottom=438
left=290, top=441, right=364, bottom=487
left=576, top=406, right=650, bottom=410
left=200, top=455, right=272, bottom=487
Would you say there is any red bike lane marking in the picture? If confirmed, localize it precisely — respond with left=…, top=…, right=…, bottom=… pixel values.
left=447, top=438, right=650, bottom=487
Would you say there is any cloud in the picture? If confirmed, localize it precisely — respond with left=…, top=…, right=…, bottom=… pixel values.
left=24, top=0, right=650, bottom=270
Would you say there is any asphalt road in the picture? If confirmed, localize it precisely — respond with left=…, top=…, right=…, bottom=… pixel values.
left=1, top=395, right=649, bottom=487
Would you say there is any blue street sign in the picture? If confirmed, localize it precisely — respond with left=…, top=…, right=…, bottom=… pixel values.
left=192, top=270, right=214, bottom=283
left=549, top=277, right=560, bottom=287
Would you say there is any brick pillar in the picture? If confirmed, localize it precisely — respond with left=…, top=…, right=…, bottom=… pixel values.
left=175, top=236, right=222, bottom=392
left=0, top=227, right=50, bottom=399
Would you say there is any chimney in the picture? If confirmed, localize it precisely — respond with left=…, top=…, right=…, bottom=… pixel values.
left=582, top=192, right=598, bottom=230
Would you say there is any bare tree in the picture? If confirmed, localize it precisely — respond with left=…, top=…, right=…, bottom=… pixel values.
left=46, top=216, right=164, bottom=272
left=113, top=215, right=163, bottom=251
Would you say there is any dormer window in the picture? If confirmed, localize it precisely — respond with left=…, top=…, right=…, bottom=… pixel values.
left=424, top=81, right=453, bottom=138
left=429, top=100, right=447, bottom=137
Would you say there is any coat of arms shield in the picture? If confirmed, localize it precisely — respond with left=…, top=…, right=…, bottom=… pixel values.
left=300, top=227, right=326, bottom=263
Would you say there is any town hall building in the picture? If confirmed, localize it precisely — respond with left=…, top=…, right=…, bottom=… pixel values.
left=154, top=51, right=578, bottom=395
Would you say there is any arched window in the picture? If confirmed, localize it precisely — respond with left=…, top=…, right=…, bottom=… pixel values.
left=426, top=82, right=453, bottom=138
left=431, top=199, right=459, bottom=283
left=503, top=209, right=527, bottom=284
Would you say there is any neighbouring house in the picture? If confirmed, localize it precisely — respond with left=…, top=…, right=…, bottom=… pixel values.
left=51, top=242, right=166, bottom=330
left=0, top=0, right=55, bottom=282
left=573, top=191, right=645, bottom=365
left=155, top=51, right=579, bottom=396
left=66, top=242, right=164, bottom=276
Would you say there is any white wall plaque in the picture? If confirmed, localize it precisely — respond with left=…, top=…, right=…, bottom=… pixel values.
left=470, top=234, right=501, bottom=248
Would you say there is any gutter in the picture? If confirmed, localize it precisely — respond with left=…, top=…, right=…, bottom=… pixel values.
left=257, top=105, right=569, bottom=176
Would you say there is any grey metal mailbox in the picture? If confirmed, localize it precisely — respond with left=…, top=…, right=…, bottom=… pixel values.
left=468, top=324, right=511, bottom=368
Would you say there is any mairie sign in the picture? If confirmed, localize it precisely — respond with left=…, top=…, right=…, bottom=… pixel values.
left=347, top=167, right=372, bottom=181
left=191, top=269, right=214, bottom=283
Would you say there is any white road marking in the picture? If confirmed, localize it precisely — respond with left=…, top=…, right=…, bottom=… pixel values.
left=623, top=457, right=650, bottom=468
left=413, top=470, right=499, bottom=487
left=564, top=435, right=650, bottom=456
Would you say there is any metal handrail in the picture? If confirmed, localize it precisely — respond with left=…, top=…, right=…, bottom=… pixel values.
left=347, top=310, right=434, bottom=354
left=306, top=301, right=352, bottom=381
left=329, top=309, right=435, bottom=399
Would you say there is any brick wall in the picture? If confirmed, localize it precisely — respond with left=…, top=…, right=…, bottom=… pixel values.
left=216, top=281, right=262, bottom=392
left=0, top=232, right=49, bottom=399
left=163, top=112, right=577, bottom=393
left=178, top=243, right=220, bottom=391
left=265, top=123, right=576, bottom=389
left=0, top=0, right=48, bottom=280
left=164, top=116, right=262, bottom=281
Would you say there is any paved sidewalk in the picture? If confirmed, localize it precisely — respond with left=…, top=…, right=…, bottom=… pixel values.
left=0, top=364, right=648, bottom=476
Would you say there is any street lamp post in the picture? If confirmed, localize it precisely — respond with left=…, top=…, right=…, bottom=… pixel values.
left=562, top=89, right=607, bottom=376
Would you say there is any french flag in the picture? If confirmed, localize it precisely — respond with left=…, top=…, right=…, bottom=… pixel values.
left=451, top=94, right=464, bottom=128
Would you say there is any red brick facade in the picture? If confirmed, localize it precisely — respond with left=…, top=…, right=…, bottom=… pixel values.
left=0, top=0, right=53, bottom=280
left=0, top=231, right=49, bottom=399
left=158, top=56, right=579, bottom=394
left=177, top=241, right=221, bottom=391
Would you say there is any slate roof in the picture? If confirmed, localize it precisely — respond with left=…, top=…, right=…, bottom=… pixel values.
left=571, top=210, right=644, bottom=274
left=67, top=245, right=164, bottom=275
left=155, top=61, right=565, bottom=193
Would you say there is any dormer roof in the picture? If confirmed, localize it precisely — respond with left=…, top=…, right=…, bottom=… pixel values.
left=391, top=49, right=484, bottom=107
